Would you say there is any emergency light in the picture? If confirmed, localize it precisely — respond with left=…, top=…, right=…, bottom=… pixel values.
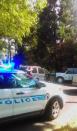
left=0, top=62, right=15, bottom=72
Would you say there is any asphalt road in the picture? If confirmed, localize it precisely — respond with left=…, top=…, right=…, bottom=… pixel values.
left=0, top=85, right=77, bottom=131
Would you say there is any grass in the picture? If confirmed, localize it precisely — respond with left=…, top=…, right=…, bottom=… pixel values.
left=54, top=125, right=77, bottom=131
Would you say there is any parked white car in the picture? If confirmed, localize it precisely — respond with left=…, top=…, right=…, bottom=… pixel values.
left=0, top=69, right=65, bottom=122
left=56, top=68, right=77, bottom=84
left=20, top=65, right=49, bottom=81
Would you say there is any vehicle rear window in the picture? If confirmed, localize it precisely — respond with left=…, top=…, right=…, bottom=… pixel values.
left=66, top=69, right=74, bottom=74
left=74, top=69, right=77, bottom=74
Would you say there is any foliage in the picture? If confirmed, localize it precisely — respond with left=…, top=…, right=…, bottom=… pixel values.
left=22, top=0, right=47, bottom=47
left=27, top=0, right=77, bottom=70
left=1, top=0, right=77, bottom=70
left=0, top=39, right=7, bottom=60
left=0, top=0, right=37, bottom=43
left=35, top=0, right=47, bottom=13
left=16, top=0, right=47, bottom=65
left=0, top=40, right=7, bottom=50
left=58, top=0, right=77, bottom=43
left=29, top=0, right=58, bottom=69
left=37, top=7, right=58, bottom=45
left=54, top=124, right=77, bottom=131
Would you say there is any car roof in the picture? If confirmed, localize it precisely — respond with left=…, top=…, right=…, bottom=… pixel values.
left=20, top=65, right=41, bottom=68
left=67, top=68, right=77, bottom=70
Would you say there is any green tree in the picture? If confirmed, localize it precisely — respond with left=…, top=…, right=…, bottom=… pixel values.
left=0, top=40, right=7, bottom=50
left=22, top=0, right=47, bottom=48
left=29, top=0, right=77, bottom=70
left=0, top=0, right=37, bottom=43
left=15, top=0, right=47, bottom=65
left=30, top=0, right=58, bottom=69
left=22, top=0, right=47, bottom=65
left=58, top=0, right=77, bottom=43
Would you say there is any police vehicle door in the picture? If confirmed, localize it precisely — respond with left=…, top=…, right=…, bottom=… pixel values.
left=0, top=74, right=13, bottom=118
left=65, top=70, right=73, bottom=80
left=12, top=78, right=47, bottom=115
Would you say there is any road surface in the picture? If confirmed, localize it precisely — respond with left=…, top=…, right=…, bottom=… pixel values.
left=0, top=85, right=77, bottom=131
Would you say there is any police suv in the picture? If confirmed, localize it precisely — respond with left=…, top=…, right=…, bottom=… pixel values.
left=0, top=67, right=65, bottom=122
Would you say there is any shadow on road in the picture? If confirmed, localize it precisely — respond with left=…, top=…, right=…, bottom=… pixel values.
left=0, top=117, right=55, bottom=131
left=63, top=89, right=77, bottom=96
left=0, top=117, right=77, bottom=131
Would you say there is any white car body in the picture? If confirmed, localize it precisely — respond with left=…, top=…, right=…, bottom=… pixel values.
left=56, top=72, right=73, bottom=81
left=55, top=68, right=77, bottom=83
left=0, top=70, right=65, bottom=121
left=20, top=65, right=49, bottom=81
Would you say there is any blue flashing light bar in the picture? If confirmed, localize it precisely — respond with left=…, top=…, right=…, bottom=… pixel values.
left=0, top=62, right=15, bottom=73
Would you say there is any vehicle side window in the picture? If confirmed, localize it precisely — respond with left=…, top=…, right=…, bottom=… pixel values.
left=38, top=68, right=44, bottom=74
left=0, top=74, right=14, bottom=89
left=32, top=68, right=37, bottom=73
left=19, top=79, right=37, bottom=88
left=66, top=70, right=73, bottom=74
left=27, top=80, right=37, bottom=88
left=0, top=74, right=4, bottom=89
left=74, top=69, right=77, bottom=74
left=27, top=81, right=46, bottom=88
left=38, top=82, right=46, bottom=87
left=12, top=75, right=30, bottom=88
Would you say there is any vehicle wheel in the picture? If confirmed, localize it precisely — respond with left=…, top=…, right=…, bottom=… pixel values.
left=57, top=77, right=64, bottom=84
left=45, top=98, right=61, bottom=120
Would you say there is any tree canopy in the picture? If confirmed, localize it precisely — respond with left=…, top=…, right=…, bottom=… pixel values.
left=27, top=0, right=77, bottom=70
left=58, top=0, right=77, bottom=43
left=0, top=0, right=37, bottom=43
left=0, top=0, right=77, bottom=70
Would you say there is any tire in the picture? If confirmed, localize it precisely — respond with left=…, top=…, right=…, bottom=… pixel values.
left=56, top=77, right=64, bottom=84
left=45, top=98, right=61, bottom=120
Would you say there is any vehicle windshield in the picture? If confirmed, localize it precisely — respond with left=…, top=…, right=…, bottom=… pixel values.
left=12, top=73, right=36, bottom=88
left=0, top=72, right=36, bottom=88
